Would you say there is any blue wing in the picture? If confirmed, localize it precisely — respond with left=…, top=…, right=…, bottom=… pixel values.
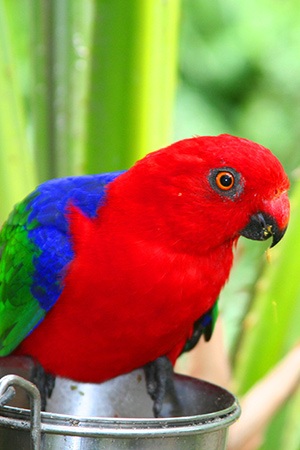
left=27, top=171, right=125, bottom=312
left=0, top=171, right=124, bottom=355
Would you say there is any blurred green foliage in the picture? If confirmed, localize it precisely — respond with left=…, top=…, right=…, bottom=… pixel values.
left=175, top=1, right=300, bottom=449
left=175, top=0, right=300, bottom=175
left=0, top=0, right=180, bottom=221
left=175, top=0, right=300, bottom=352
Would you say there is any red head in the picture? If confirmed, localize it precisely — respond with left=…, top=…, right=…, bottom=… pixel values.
left=105, top=134, right=290, bottom=253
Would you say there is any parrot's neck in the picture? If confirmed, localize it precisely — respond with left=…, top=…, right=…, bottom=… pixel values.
left=92, top=195, right=237, bottom=257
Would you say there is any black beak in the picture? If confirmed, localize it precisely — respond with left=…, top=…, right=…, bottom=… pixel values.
left=240, top=212, right=287, bottom=248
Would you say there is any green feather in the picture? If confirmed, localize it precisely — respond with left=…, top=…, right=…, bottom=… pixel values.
left=0, top=197, right=45, bottom=356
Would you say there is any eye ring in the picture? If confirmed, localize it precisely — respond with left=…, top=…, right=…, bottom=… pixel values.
left=208, top=167, right=243, bottom=200
left=215, top=171, right=235, bottom=191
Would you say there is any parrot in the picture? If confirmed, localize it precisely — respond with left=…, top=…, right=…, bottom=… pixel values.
left=0, top=134, right=290, bottom=416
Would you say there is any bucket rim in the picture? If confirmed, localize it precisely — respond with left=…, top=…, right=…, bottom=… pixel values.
left=0, top=368, right=242, bottom=438
left=0, top=398, right=241, bottom=438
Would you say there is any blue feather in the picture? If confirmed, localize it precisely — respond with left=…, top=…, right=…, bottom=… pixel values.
left=26, top=171, right=124, bottom=311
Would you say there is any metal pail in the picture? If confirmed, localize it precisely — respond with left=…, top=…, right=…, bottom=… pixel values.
left=0, top=357, right=240, bottom=449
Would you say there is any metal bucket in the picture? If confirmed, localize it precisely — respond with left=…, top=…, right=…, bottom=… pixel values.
left=0, top=357, right=240, bottom=449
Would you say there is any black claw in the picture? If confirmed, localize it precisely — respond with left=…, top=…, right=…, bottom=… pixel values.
left=181, top=317, right=205, bottom=354
left=32, top=363, right=56, bottom=410
left=144, top=356, right=175, bottom=417
left=181, top=305, right=218, bottom=355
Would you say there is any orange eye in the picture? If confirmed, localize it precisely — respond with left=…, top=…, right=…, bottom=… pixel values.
left=215, top=171, right=235, bottom=190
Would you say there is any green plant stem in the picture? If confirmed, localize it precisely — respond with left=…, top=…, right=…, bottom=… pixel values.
left=0, top=0, right=36, bottom=220
left=30, top=0, right=93, bottom=180
left=85, top=0, right=181, bottom=173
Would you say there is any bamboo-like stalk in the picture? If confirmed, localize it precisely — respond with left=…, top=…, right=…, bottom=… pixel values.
left=68, top=0, right=94, bottom=176
left=0, top=0, right=36, bottom=220
left=29, top=0, right=180, bottom=178
left=29, top=0, right=54, bottom=181
left=30, top=0, right=92, bottom=180
left=49, top=0, right=73, bottom=177
left=30, top=0, right=72, bottom=180
left=85, top=0, right=181, bottom=173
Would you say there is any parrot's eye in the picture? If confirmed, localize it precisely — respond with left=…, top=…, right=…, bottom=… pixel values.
left=208, top=167, right=244, bottom=200
left=215, top=171, right=235, bottom=190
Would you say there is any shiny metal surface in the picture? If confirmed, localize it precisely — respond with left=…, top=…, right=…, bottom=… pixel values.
left=0, top=374, right=41, bottom=450
left=0, top=356, right=241, bottom=449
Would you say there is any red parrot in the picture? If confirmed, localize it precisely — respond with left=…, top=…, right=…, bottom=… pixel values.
left=0, top=134, right=290, bottom=415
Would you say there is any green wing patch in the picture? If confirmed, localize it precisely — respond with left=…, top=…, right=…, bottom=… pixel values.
left=0, top=197, right=45, bottom=356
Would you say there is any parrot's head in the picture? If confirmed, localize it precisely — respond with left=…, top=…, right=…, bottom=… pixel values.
left=110, top=134, right=290, bottom=252
left=184, top=134, right=290, bottom=250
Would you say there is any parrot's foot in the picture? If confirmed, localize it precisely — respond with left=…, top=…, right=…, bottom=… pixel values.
left=144, top=356, right=175, bottom=418
left=32, top=363, right=56, bottom=410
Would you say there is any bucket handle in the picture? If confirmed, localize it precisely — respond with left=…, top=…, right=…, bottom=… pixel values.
left=0, top=374, right=41, bottom=450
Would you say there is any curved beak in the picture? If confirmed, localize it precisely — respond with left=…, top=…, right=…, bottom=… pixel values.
left=240, top=192, right=290, bottom=248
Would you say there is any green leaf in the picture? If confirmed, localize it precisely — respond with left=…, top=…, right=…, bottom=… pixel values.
left=85, top=0, right=180, bottom=173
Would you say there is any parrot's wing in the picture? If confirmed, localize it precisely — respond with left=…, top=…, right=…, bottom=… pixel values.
left=0, top=171, right=124, bottom=356
left=201, top=301, right=219, bottom=342
left=181, top=301, right=219, bottom=354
